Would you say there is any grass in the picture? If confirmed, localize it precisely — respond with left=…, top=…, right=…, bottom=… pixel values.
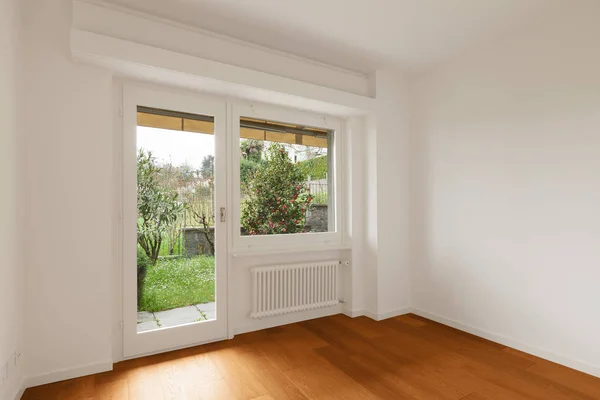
left=157, top=235, right=185, bottom=257
left=138, top=255, right=215, bottom=312
left=311, top=191, right=328, bottom=205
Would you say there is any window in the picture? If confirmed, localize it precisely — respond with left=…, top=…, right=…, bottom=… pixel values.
left=233, top=103, right=343, bottom=249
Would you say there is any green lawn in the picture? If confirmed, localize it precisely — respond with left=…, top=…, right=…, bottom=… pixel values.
left=138, top=255, right=215, bottom=312
left=311, top=191, right=328, bottom=205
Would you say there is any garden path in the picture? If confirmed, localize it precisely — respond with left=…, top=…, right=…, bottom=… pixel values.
left=137, top=302, right=216, bottom=332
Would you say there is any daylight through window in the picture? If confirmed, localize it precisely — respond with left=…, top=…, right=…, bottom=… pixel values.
left=239, top=117, right=334, bottom=236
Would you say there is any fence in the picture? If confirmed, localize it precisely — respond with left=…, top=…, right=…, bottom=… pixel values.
left=151, top=179, right=328, bottom=257
left=307, top=178, right=328, bottom=205
left=153, top=191, right=214, bottom=257
left=184, top=205, right=328, bottom=256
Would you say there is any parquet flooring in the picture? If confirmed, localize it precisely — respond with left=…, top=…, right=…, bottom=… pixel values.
left=21, top=314, right=600, bottom=399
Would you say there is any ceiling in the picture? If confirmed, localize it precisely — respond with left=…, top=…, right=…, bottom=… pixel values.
left=103, top=0, right=557, bottom=74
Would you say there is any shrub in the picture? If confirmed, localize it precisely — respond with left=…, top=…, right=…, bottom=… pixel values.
left=241, top=144, right=312, bottom=235
left=240, top=157, right=262, bottom=185
left=298, top=155, right=328, bottom=180
left=137, top=247, right=151, bottom=305
left=137, top=149, right=184, bottom=264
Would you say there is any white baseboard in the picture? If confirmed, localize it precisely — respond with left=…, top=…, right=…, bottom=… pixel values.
left=364, top=307, right=411, bottom=321
left=235, top=305, right=410, bottom=335
left=342, top=308, right=365, bottom=318
left=342, top=307, right=411, bottom=321
left=0, top=368, right=26, bottom=400
left=411, top=308, right=600, bottom=379
left=234, top=304, right=343, bottom=336
left=12, top=377, right=26, bottom=400
left=24, top=360, right=113, bottom=390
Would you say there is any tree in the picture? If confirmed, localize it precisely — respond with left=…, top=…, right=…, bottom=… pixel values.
left=240, top=140, right=266, bottom=190
left=186, top=181, right=215, bottom=255
left=137, top=149, right=184, bottom=264
left=200, top=155, right=214, bottom=180
left=240, top=139, right=264, bottom=162
left=157, top=161, right=194, bottom=256
left=241, top=144, right=312, bottom=235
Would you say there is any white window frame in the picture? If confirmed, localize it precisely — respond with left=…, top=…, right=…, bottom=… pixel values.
left=230, top=101, right=344, bottom=251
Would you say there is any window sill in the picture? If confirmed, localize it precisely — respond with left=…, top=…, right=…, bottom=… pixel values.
left=230, top=244, right=351, bottom=258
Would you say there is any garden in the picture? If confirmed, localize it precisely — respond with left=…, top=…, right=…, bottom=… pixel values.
left=137, top=140, right=326, bottom=313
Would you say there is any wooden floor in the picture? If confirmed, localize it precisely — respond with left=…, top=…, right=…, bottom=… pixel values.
left=22, top=314, right=600, bottom=400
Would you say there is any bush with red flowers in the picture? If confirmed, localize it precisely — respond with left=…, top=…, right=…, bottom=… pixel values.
left=241, top=144, right=312, bottom=235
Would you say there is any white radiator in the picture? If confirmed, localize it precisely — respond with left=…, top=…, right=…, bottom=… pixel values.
left=251, top=260, right=341, bottom=319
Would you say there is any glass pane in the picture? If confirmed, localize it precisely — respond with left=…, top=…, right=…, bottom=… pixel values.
left=239, top=116, right=334, bottom=236
left=136, top=107, right=216, bottom=333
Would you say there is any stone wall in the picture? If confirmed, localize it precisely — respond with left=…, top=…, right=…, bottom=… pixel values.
left=183, top=205, right=328, bottom=256
left=306, top=204, right=328, bottom=233
left=183, top=227, right=214, bottom=257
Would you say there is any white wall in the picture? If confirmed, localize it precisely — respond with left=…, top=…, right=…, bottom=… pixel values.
left=72, top=1, right=370, bottom=98
left=16, top=0, right=600, bottom=389
left=314, top=71, right=413, bottom=321
left=19, top=0, right=398, bottom=388
left=346, top=71, right=414, bottom=320
left=374, top=70, right=411, bottom=316
left=411, top=1, right=600, bottom=376
left=16, top=0, right=416, bottom=391
left=361, top=114, right=379, bottom=315
left=0, top=0, right=25, bottom=398
left=23, top=0, right=115, bottom=382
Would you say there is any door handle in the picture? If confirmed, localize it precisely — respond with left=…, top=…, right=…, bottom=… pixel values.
left=220, top=207, right=226, bottom=223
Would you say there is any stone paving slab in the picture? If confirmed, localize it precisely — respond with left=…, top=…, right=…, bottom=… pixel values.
left=202, top=310, right=216, bottom=321
left=154, top=306, right=203, bottom=328
left=195, top=302, right=216, bottom=312
left=137, top=320, right=159, bottom=332
left=137, top=302, right=217, bottom=331
left=137, top=312, right=155, bottom=323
